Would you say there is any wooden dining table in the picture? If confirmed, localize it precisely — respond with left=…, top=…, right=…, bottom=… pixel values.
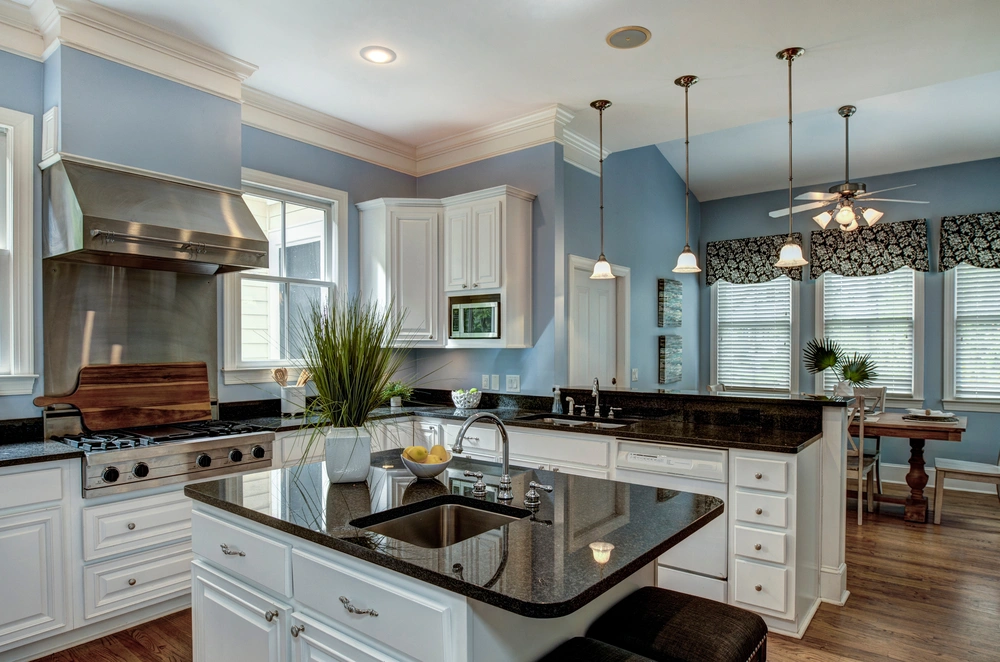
left=850, top=412, right=968, bottom=522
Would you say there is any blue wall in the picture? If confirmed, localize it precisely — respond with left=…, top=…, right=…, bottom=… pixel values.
left=699, top=157, right=1000, bottom=466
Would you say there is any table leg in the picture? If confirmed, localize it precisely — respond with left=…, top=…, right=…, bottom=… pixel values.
left=904, top=438, right=928, bottom=522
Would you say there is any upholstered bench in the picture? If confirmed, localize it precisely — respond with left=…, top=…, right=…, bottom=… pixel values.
left=586, top=587, right=768, bottom=662
left=537, top=637, right=656, bottom=661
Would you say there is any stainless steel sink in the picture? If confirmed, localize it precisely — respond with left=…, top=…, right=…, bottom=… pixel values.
left=517, top=413, right=633, bottom=429
left=353, top=498, right=530, bottom=549
left=574, top=421, right=628, bottom=429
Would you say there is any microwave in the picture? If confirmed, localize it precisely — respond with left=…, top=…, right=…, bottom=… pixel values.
left=450, top=295, right=501, bottom=339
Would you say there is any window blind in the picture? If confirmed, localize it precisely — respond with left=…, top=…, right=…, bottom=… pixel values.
left=954, top=263, right=1000, bottom=399
left=716, top=277, right=792, bottom=391
left=822, top=268, right=915, bottom=396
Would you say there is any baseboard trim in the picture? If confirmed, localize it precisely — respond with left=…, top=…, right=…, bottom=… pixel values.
left=879, top=462, right=997, bottom=494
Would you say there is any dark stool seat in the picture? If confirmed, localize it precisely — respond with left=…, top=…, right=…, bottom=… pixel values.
left=587, top=587, right=767, bottom=662
left=537, top=637, right=656, bottom=662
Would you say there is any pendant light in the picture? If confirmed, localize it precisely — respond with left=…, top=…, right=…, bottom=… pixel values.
left=590, top=100, right=615, bottom=279
left=672, top=75, right=701, bottom=273
left=774, top=47, right=809, bottom=269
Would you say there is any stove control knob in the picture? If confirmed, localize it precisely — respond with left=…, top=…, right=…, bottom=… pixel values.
left=102, top=467, right=120, bottom=483
left=251, top=445, right=266, bottom=460
left=132, top=462, right=150, bottom=478
left=196, top=454, right=212, bottom=468
left=229, top=449, right=243, bottom=463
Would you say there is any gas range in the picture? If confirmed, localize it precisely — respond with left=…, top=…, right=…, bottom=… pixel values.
left=55, top=420, right=275, bottom=497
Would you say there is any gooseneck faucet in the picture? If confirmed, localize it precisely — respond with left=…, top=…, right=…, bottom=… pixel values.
left=592, top=378, right=601, bottom=418
left=452, top=412, right=513, bottom=502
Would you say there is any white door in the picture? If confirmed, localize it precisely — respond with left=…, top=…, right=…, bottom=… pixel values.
left=569, top=262, right=618, bottom=387
left=414, top=421, right=443, bottom=450
left=192, top=562, right=288, bottom=662
left=471, top=200, right=501, bottom=290
left=443, top=207, right=470, bottom=292
left=0, top=507, right=67, bottom=651
left=390, top=210, right=439, bottom=343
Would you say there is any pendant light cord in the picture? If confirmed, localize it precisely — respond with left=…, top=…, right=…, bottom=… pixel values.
left=684, top=83, right=691, bottom=249
left=598, top=105, right=605, bottom=257
left=786, top=52, right=794, bottom=241
left=844, top=112, right=850, bottom=183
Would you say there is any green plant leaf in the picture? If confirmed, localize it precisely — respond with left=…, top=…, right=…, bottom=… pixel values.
left=804, top=337, right=843, bottom=375
left=838, top=353, right=879, bottom=386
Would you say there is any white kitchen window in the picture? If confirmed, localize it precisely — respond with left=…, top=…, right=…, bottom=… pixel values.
left=223, top=169, right=348, bottom=384
left=944, top=264, right=1000, bottom=411
left=0, top=107, right=36, bottom=396
left=817, top=267, right=923, bottom=403
left=712, top=277, right=798, bottom=393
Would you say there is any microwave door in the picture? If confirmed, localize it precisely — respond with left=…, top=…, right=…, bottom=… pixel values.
left=462, top=305, right=495, bottom=338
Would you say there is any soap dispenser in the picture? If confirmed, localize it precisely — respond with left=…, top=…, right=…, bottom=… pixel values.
left=552, top=386, right=563, bottom=415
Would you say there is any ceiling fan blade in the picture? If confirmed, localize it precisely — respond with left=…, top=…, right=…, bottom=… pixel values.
left=768, top=200, right=834, bottom=218
left=856, top=184, right=916, bottom=198
left=796, top=191, right=839, bottom=201
left=860, top=198, right=929, bottom=204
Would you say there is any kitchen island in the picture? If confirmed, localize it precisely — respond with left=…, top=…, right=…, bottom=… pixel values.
left=185, top=450, right=723, bottom=662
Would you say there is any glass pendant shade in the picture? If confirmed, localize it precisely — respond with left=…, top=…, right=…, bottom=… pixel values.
left=672, top=245, right=701, bottom=273
left=835, top=204, right=857, bottom=225
left=590, top=254, right=615, bottom=279
left=775, top=240, right=808, bottom=268
left=813, top=211, right=833, bottom=228
left=841, top=218, right=859, bottom=232
left=862, top=207, right=883, bottom=225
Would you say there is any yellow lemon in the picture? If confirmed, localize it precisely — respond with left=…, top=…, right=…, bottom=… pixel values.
left=426, top=453, right=446, bottom=464
left=403, top=446, right=428, bottom=463
left=430, top=444, right=449, bottom=459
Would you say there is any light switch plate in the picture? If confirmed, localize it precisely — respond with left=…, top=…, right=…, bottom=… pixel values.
left=505, top=375, right=520, bottom=393
left=482, top=374, right=490, bottom=390
left=632, top=368, right=639, bottom=382
left=491, top=374, right=500, bottom=390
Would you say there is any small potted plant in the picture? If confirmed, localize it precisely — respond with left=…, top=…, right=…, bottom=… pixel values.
left=383, top=381, right=413, bottom=409
left=804, top=338, right=879, bottom=396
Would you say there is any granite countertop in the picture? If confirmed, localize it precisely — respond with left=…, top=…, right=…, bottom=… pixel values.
left=0, top=441, right=84, bottom=468
left=185, top=450, right=723, bottom=618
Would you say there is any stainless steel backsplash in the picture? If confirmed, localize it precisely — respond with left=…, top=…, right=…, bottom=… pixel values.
left=43, top=262, right=218, bottom=400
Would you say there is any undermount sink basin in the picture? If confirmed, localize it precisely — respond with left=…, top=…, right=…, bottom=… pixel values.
left=351, top=496, right=530, bottom=549
left=573, top=421, right=629, bottom=430
left=517, top=413, right=634, bottom=429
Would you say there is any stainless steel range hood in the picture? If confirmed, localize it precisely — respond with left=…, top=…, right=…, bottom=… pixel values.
left=43, top=157, right=269, bottom=275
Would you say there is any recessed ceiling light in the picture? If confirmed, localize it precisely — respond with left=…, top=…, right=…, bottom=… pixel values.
left=606, top=26, right=651, bottom=49
left=360, top=46, right=397, bottom=64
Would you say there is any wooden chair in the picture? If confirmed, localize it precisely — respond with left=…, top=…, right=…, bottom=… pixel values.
left=846, top=395, right=877, bottom=525
left=708, top=383, right=727, bottom=394
left=933, top=448, right=1000, bottom=524
left=853, top=386, right=887, bottom=494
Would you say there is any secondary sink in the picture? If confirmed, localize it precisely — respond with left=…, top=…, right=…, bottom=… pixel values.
left=351, top=496, right=530, bottom=549
left=517, top=413, right=634, bottom=429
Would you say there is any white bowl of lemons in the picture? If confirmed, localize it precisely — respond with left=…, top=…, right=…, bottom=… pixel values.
left=400, top=444, right=453, bottom=479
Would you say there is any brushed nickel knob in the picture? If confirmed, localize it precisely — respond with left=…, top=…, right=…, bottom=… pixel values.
left=755, top=472, right=763, bottom=480
left=290, top=624, right=305, bottom=637
left=462, top=284, right=468, bottom=288
left=264, top=609, right=278, bottom=622
left=755, top=584, right=762, bottom=592
left=128, top=578, right=136, bottom=586
left=755, top=508, right=763, bottom=515
left=127, top=522, right=136, bottom=530
left=754, top=543, right=762, bottom=551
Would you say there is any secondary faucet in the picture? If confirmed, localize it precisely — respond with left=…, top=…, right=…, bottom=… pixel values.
left=592, top=378, right=601, bottom=418
left=452, top=412, right=513, bottom=502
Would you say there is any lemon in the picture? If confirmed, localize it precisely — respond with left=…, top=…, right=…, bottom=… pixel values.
left=403, top=446, right=428, bottom=463
left=430, top=444, right=449, bottom=459
left=426, top=453, right=446, bottom=464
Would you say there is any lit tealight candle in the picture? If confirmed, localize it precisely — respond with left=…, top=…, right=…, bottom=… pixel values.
left=589, top=541, right=615, bottom=564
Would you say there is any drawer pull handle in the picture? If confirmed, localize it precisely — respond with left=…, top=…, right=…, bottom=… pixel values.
left=264, top=610, right=278, bottom=622
left=220, top=544, right=246, bottom=557
left=290, top=624, right=305, bottom=637
left=127, top=522, right=136, bottom=530
left=340, top=596, right=378, bottom=617
left=128, top=578, right=136, bottom=586
left=754, top=543, right=762, bottom=551
left=755, top=508, right=763, bottom=515
left=754, top=472, right=763, bottom=480
left=755, top=584, right=762, bottom=592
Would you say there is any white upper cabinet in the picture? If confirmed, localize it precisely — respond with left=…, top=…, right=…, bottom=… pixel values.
left=445, top=200, right=501, bottom=292
left=444, top=207, right=472, bottom=292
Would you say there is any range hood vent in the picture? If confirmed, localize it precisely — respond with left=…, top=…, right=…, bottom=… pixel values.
left=43, top=158, right=269, bottom=275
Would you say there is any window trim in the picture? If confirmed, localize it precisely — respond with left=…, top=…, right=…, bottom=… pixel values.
left=223, top=169, right=348, bottom=385
left=814, top=270, right=924, bottom=408
left=0, top=106, right=36, bottom=396
left=943, top=266, right=1000, bottom=412
left=710, top=278, right=799, bottom=395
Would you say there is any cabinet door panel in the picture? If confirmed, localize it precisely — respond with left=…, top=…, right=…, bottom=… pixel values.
left=292, top=613, right=394, bottom=662
left=444, top=207, right=471, bottom=292
left=391, top=211, right=439, bottom=342
left=471, top=201, right=501, bottom=290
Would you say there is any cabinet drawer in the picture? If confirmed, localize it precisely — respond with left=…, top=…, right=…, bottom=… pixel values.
left=443, top=423, right=498, bottom=453
left=83, top=542, right=192, bottom=620
left=509, top=430, right=610, bottom=468
left=734, top=456, right=788, bottom=493
left=293, top=549, right=455, bottom=662
left=292, top=612, right=397, bottom=662
left=734, top=559, right=787, bottom=614
left=0, top=465, right=63, bottom=509
left=83, top=490, right=192, bottom=561
left=192, top=510, right=291, bottom=597
left=734, top=491, right=789, bottom=528
left=733, top=525, right=787, bottom=565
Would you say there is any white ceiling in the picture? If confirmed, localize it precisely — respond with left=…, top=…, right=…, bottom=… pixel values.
left=79, top=0, right=1000, bottom=197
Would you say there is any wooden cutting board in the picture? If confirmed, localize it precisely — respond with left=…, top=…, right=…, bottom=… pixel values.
left=33, top=362, right=212, bottom=431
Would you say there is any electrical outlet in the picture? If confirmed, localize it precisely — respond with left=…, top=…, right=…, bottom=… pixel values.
left=491, top=374, right=500, bottom=390
left=505, top=375, right=520, bottom=393
left=632, top=368, right=639, bottom=382
left=482, top=374, right=490, bottom=390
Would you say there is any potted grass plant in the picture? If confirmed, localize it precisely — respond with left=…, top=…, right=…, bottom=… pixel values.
left=298, top=296, right=410, bottom=483
left=804, top=338, right=879, bottom=396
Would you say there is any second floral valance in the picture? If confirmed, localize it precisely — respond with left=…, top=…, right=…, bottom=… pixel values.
left=706, top=233, right=804, bottom=286
left=809, top=219, right=929, bottom=279
left=939, top=212, right=1000, bottom=270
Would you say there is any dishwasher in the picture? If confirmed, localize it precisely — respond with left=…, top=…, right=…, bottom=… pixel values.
left=616, top=440, right=729, bottom=602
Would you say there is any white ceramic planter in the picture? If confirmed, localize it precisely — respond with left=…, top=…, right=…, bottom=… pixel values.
left=325, top=427, right=371, bottom=483
left=834, top=380, right=853, bottom=397
left=390, top=396, right=403, bottom=408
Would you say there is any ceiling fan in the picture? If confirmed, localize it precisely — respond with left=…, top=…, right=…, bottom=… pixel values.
left=768, top=105, right=929, bottom=231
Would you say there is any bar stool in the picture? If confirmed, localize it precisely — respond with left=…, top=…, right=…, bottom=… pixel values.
left=537, top=637, right=655, bottom=661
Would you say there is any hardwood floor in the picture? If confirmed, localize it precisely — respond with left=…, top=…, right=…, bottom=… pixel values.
left=36, top=485, right=999, bottom=662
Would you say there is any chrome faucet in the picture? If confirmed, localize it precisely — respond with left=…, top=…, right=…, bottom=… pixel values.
left=452, top=412, right=513, bottom=502
left=592, top=378, right=601, bottom=418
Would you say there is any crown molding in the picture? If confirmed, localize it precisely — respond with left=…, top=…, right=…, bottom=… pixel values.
left=0, top=0, right=43, bottom=60
left=441, top=185, right=537, bottom=206
left=30, top=0, right=256, bottom=102
left=562, top=128, right=609, bottom=177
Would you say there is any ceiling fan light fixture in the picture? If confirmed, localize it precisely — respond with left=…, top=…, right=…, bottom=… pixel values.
left=776, top=240, right=808, bottom=268
left=862, top=207, right=884, bottom=225
left=813, top=210, right=833, bottom=229
left=835, top=204, right=857, bottom=226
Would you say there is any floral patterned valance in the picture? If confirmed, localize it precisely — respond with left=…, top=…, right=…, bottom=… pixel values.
left=809, top=219, right=928, bottom=279
left=940, top=212, right=1000, bottom=270
left=706, top=233, right=804, bottom=286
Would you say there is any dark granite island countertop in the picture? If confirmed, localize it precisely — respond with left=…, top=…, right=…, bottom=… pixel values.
left=185, top=450, right=723, bottom=618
